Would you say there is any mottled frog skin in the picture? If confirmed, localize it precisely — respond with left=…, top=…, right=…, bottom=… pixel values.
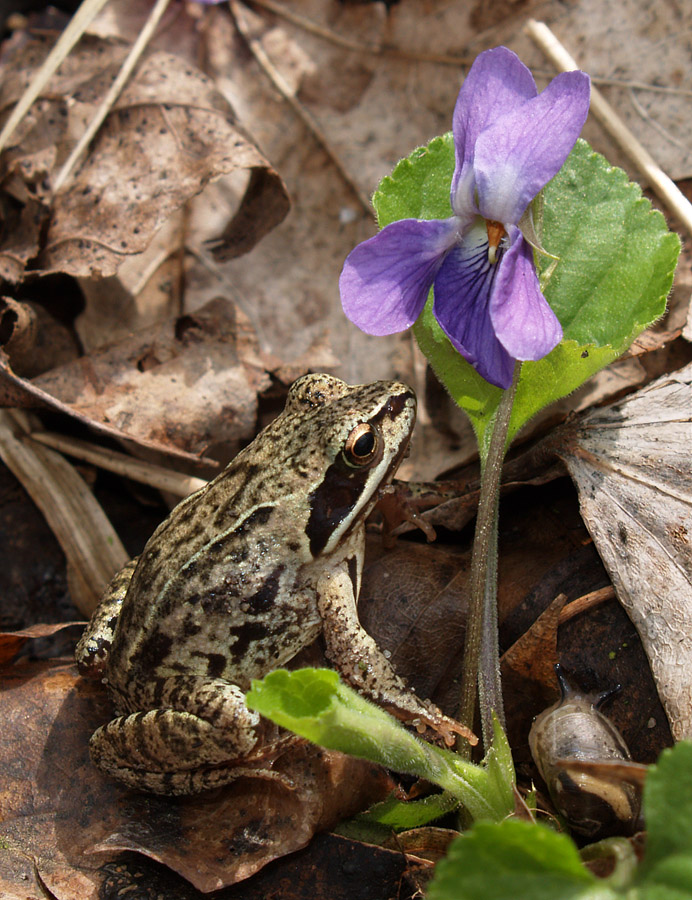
left=76, top=374, right=474, bottom=794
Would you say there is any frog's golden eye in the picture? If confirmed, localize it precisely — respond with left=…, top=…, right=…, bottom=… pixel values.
left=343, top=423, right=379, bottom=467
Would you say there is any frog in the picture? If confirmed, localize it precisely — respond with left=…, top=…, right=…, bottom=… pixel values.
left=76, top=373, right=475, bottom=795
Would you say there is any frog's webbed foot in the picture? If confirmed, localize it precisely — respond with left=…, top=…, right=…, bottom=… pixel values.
left=90, top=676, right=267, bottom=795
left=385, top=702, right=476, bottom=748
left=92, top=748, right=294, bottom=796
left=75, top=557, right=139, bottom=677
left=93, top=736, right=296, bottom=796
left=317, top=568, right=477, bottom=748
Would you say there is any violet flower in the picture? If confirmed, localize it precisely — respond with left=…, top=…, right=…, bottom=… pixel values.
left=339, top=47, right=590, bottom=388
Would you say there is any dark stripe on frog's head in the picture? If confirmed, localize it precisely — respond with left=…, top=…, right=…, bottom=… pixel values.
left=305, top=388, right=414, bottom=557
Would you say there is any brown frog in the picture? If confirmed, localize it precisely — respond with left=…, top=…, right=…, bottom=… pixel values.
left=76, top=374, right=475, bottom=794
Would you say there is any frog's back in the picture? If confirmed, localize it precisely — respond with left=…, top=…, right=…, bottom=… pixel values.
left=108, top=428, right=321, bottom=690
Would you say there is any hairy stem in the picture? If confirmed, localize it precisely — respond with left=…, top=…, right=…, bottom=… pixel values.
left=458, top=361, right=521, bottom=751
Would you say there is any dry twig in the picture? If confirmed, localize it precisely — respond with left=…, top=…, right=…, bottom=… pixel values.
left=0, top=410, right=128, bottom=615
left=230, top=0, right=374, bottom=213
left=0, top=0, right=110, bottom=153
left=29, top=430, right=207, bottom=497
left=526, top=19, right=692, bottom=240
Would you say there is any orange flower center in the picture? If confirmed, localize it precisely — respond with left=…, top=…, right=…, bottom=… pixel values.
left=486, top=219, right=507, bottom=264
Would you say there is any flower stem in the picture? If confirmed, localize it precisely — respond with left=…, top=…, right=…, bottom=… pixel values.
left=458, top=361, right=521, bottom=751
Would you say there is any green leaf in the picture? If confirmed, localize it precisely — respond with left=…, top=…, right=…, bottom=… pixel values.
left=637, top=742, right=692, bottom=895
left=372, top=137, right=680, bottom=452
left=374, top=133, right=456, bottom=226
left=427, top=820, right=607, bottom=900
left=481, top=713, right=516, bottom=815
left=247, top=668, right=513, bottom=822
left=359, top=791, right=459, bottom=830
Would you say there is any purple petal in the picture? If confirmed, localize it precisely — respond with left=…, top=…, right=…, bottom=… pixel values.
left=432, top=221, right=515, bottom=389
left=490, top=232, right=562, bottom=360
left=340, top=217, right=458, bottom=335
left=474, top=70, right=591, bottom=225
left=451, top=48, right=537, bottom=219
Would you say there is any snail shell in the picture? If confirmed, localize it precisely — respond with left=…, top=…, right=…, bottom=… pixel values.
left=529, top=665, right=642, bottom=838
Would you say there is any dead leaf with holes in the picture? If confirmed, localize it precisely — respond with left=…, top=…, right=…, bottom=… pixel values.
left=553, top=362, right=692, bottom=740
left=0, top=31, right=289, bottom=282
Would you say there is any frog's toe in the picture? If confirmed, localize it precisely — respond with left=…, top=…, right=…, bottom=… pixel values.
left=419, top=711, right=477, bottom=747
left=442, top=717, right=478, bottom=747
left=394, top=704, right=476, bottom=747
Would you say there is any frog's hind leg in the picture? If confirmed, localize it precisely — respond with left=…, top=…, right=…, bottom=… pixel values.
left=89, top=675, right=265, bottom=795
left=75, top=558, right=139, bottom=677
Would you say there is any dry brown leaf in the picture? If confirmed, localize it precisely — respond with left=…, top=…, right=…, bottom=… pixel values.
left=502, top=593, right=566, bottom=691
left=0, top=622, right=84, bottom=665
left=0, top=295, right=80, bottom=377
left=0, top=660, right=394, bottom=896
left=500, top=593, right=566, bottom=752
left=2, top=297, right=270, bottom=459
left=0, top=33, right=289, bottom=280
left=359, top=539, right=469, bottom=715
left=554, top=362, right=692, bottom=740
left=93, top=743, right=394, bottom=892
left=0, top=661, right=107, bottom=899
left=0, top=351, right=205, bottom=464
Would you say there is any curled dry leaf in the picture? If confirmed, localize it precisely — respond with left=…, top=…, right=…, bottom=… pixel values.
left=1, top=297, right=270, bottom=460
left=0, top=33, right=289, bottom=280
left=0, top=295, right=80, bottom=377
left=0, top=622, right=85, bottom=666
left=0, top=296, right=39, bottom=371
left=554, top=362, right=692, bottom=740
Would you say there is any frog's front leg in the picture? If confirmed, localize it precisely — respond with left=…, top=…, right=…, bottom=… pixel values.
left=75, top=558, right=139, bottom=678
left=317, top=566, right=477, bottom=747
left=89, top=674, right=269, bottom=795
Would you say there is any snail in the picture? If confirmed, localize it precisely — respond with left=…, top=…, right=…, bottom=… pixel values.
left=529, top=665, right=644, bottom=838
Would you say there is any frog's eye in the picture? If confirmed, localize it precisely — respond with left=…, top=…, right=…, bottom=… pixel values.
left=343, top=423, right=380, bottom=467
